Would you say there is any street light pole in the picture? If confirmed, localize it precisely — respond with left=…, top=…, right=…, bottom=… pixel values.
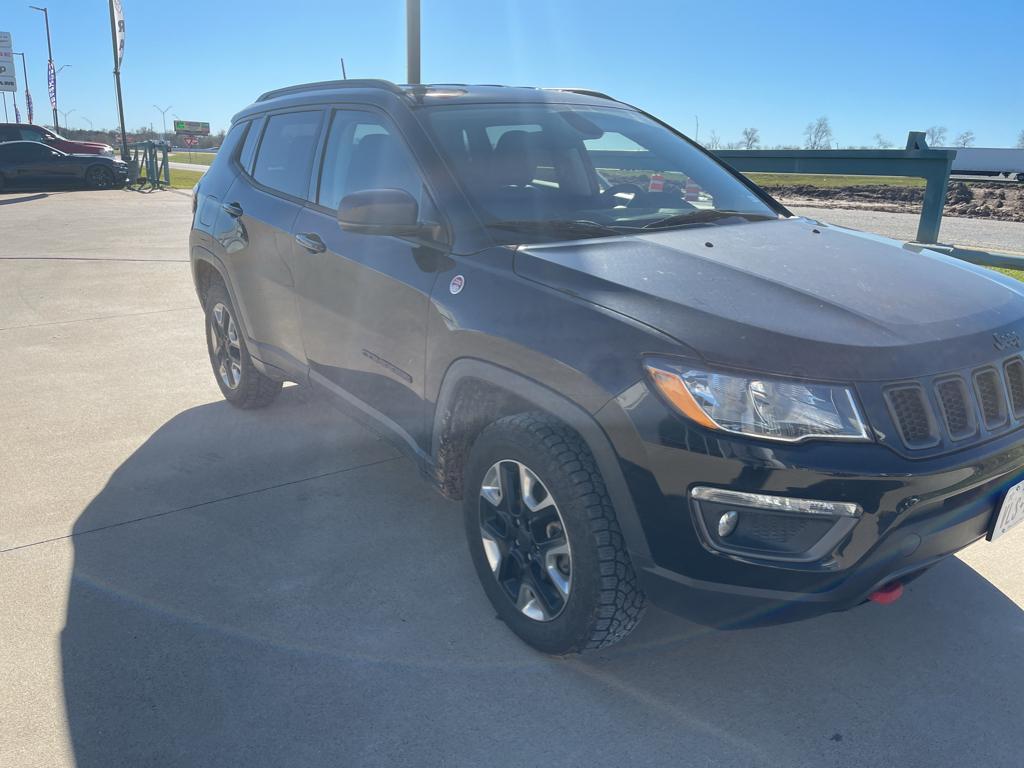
left=406, top=0, right=420, bottom=85
left=57, top=107, right=75, bottom=127
left=153, top=104, right=173, bottom=140
left=29, top=5, right=59, bottom=131
left=82, top=116, right=92, bottom=130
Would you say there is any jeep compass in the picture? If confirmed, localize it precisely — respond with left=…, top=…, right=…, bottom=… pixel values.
left=189, top=80, right=1024, bottom=654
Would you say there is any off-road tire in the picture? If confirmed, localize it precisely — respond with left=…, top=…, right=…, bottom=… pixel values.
left=203, top=280, right=282, bottom=408
left=464, top=412, right=646, bottom=654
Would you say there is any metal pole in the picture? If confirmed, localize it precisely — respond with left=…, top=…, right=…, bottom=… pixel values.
left=694, top=115, right=699, bottom=142
left=153, top=104, right=172, bottom=140
left=2, top=93, right=8, bottom=122
left=108, top=0, right=129, bottom=161
left=30, top=6, right=59, bottom=130
left=406, top=0, right=420, bottom=85
left=340, top=58, right=347, bottom=79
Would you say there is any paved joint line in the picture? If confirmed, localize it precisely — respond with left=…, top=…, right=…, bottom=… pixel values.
left=0, top=305, right=198, bottom=332
left=0, top=256, right=190, bottom=263
left=0, top=456, right=404, bottom=555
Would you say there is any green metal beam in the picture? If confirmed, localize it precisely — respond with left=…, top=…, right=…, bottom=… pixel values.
left=714, top=132, right=955, bottom=244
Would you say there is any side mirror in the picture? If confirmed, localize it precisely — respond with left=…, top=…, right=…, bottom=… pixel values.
left=338, top=188, right=433, bottom=238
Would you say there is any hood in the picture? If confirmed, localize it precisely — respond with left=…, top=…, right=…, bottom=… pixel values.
left=66, top=141, right=113, bottom=152
left=513, top=217, right=1024, bottom=381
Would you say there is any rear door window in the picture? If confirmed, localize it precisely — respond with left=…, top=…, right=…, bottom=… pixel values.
left=19, top=127, right=48, bottom=142
left=252, top=110, right=323, bottom=200
left=237, top=116, right=265, bottom=175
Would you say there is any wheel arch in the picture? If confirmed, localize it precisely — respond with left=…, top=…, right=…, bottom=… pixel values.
left=431, top=358, right=653, bottom=564
left=190, top=245, right=256, bottom=353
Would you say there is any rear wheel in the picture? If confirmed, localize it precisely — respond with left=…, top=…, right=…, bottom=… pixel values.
left=203, top=281, right=281, bottom=408
left=85, top=165, right=115, bottom=189
left=464, top=413, right=645, bottom=654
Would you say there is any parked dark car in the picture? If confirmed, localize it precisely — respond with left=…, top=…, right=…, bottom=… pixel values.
left=0, top=122, right=115, bottom=156
left=0, top=141, right=129, bottom=191
left=189, top=80, right=1024, bottom=654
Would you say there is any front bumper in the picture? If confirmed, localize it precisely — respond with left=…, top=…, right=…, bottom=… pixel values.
left=598, top=382, right=1024, bottom=628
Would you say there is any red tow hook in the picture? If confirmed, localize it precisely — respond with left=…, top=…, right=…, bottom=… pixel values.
left=868, top=581, right=903, bottom=605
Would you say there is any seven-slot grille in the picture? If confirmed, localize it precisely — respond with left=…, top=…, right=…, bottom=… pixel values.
left=884, top=355, right=1024, bottom=450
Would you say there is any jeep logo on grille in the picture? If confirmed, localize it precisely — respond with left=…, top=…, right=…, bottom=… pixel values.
left=993, top=331, right=1022, bottom=351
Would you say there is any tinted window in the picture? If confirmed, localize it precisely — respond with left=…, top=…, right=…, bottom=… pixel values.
left=252, top=111, right=323, bottom=199
left=19, top=127, right=48, bottom=142
left=0, top=143, right=16, bottom=159
left=317, top=111, right=425, bottom=211
left=237, top=116, right=265, bottom=174
left=6, top=143, right=49, bottom=161
left=0, top=127, right=19, bottom=141
left=217, top=121, right=249, bottom=167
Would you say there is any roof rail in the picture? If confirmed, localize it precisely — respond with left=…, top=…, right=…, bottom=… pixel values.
left=544, top=87, right=618, bottom=102
left=257, top=79, right=404, bottom=103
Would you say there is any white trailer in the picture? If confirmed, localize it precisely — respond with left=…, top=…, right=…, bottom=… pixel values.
left=941, top=147, right=1024, bottom=182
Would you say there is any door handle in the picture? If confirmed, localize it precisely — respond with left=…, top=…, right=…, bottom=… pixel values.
left=221, top=201, right=243, bottom=217
left=294, top=232, right=326, bottom=253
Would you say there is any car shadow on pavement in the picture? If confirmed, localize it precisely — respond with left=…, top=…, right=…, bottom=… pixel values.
left=61, top=389, right=1024, bottom=767
left=0, top=192, right=50, bottom=205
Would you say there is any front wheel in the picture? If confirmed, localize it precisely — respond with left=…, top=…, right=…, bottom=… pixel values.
left=85, top=165, right=115, bottom=189
left=464, top=413, right=646, bottom=654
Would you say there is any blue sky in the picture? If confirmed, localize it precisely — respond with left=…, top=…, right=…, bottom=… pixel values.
left=2, top=0, right=1021, bottom=147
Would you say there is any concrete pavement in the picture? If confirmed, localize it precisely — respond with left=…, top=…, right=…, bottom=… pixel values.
left=2, top=189, right=1024, bottom=768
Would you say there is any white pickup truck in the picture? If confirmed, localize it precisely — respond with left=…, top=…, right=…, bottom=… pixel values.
left=942, top=147, right=1024, bottom=182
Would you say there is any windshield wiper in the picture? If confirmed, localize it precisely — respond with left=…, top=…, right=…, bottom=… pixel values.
left=640, top=209, right=773, bottom=231
left=485, top=219, right=629, bottom=238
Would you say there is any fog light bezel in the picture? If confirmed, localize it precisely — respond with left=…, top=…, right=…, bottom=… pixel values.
left=690, top=486, right=862, bottom=564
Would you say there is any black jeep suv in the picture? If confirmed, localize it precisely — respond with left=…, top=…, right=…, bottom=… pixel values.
left=189, top=80, right=1024, bottom=654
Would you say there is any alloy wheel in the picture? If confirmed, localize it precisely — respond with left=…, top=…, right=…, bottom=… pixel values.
left=479, top=460, right=572, bottom=621
left=209, top=302, right=242, bottom=390
left=87, top=166, right=113, bottom=189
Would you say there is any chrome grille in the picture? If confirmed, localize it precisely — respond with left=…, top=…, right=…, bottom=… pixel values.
left=884, top=354, right=1024, bottom=451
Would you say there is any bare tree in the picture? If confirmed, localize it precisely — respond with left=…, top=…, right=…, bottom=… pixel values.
left=955, top=130, right=975, bottom=148
left=705, top=130, right=722, bottom=150
left=803, top=116, right=833, bottom=150
left=873, top=133, right=893, bottom=149
left=740, top=127, right=760, bottom=150
left=925, top=125, right=947, bottom=146
left=1016, top=129, right=1024, bottom=149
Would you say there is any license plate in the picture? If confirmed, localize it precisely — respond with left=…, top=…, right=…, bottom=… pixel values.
left=990, top=479, right=1024, bottom=541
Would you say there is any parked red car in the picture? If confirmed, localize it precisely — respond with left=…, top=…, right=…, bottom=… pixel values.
left=0, top=123, right=114, bottom=156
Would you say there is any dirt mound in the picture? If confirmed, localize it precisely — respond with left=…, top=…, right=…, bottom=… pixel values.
left=763, top=181, right=1024, bottom=223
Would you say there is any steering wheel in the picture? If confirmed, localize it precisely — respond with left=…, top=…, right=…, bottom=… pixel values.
left=601, top=182, right=646, bottom=207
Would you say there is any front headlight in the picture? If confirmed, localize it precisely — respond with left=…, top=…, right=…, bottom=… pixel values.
left=644, top=358, right=869, bottom=442
left=101, top=147, right=115, bottom=157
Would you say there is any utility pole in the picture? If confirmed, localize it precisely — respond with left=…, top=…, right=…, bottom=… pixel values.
left=29, top=6, right=59, bottom=131
left=153, top=104, right=173, bottom=140
left=406, top=0, right=420, bottom=84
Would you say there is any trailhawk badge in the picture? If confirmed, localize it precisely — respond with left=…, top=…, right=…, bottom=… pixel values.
left=449, top=275, right=465, bottom=295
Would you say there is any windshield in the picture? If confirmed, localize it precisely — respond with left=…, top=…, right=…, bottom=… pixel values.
left=420, top=102, right=778, bottom=242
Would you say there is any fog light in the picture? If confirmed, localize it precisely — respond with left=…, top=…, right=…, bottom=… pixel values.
left=718, top=510, right=739, bottom=537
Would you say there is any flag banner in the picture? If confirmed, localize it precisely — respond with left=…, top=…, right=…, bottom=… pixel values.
left=47, top=60, right=56, bottom=109
left=112, top=0, right=126, bottom=68
left=26, top=87, right=34, bottom=123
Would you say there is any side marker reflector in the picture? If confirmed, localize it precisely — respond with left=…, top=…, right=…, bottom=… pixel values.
left=868, top=582, right=903, bottom=605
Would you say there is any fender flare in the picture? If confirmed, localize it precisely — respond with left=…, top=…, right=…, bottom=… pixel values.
left=432, top=358, right=653, bottom=565
left=190, top=245, right=254, bottom=345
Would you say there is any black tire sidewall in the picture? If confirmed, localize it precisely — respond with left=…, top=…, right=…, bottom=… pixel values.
left=203, top=282, right=253, bottom=404
left=87, top=166, right=113, bottom=189
left=463, top=421, right=609, bottom=655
